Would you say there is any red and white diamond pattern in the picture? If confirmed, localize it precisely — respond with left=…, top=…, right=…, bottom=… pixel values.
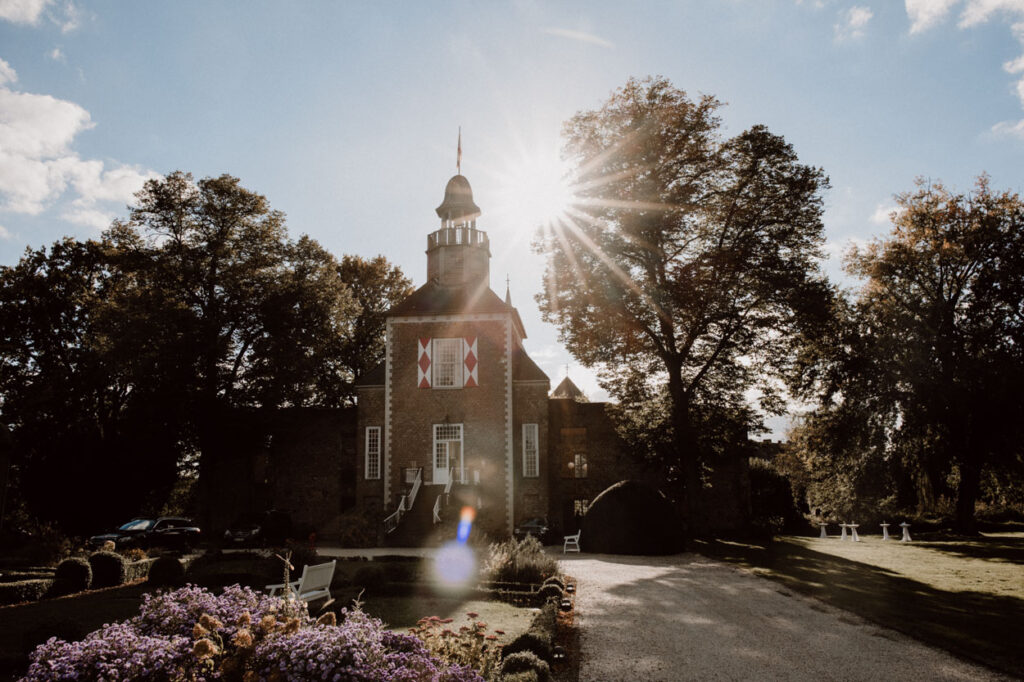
left=417, top=337, right=431, bottom=388
left=463, top=336, right=478, bottom=387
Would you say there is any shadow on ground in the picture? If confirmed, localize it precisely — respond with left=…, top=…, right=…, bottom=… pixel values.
left=695, top=538, right=1024, bottom=679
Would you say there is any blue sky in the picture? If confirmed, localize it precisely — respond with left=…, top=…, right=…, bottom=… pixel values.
left=2, top=0, right=1024, bottom=434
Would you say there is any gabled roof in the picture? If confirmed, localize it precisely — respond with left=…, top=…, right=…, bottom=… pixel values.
left=513, top=346, right=550, bottom=383
left=388, top=280, right=527, bottom=339
left=354, top=362, right=386, bottom=388
left=551, top=376, right=588, bottom=401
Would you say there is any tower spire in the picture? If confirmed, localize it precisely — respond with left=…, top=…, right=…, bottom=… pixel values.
left=457, top=126, right=462, bottom=175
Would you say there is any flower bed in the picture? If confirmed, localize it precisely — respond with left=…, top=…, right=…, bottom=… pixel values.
left=21, top=584, right=486, bottom=681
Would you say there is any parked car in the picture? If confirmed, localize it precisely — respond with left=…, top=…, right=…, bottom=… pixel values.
left=89, top=517, right=201, bottom=550
left=223, top=510, right=293, bottom=547
left=513, top=517, right=551, bottom=544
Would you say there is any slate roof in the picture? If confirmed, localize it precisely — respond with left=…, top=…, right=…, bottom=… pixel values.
left=513, top=346, right=550, bottom=383
left=551, top=376, right=588, bottom=401
left=387, top=280, right=528, bottom=339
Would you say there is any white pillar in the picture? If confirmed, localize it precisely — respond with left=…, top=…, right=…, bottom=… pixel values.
left=849, top=523, right=860, bottom=542
left=900, top=522, right=912, bottom=542
left=840, top=523, right=848, bottom=541
left=880, top=523, right=890, bottom=540
left=819, top=523, right=828, bottom=538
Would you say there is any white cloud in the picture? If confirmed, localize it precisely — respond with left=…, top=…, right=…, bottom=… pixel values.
left=870, top=204, right=901, bottom=225
left=906, top=0, right=960, bottom=33
left=835, top=6, right=874, bottom=41
left=48, top=47, right=64, bottom=62
left=0, top=0, right=51, bottom=24
left=0, top=69, right=157, bottom=223
left=541, top=27, right=614, bottom=49
left=0, top=58, right=16, bottom=86
left=991, top=117, right=1024, bottom=137
left=0, top=224, right=11, bottom=240
left=55, top=0, right=80, bottom=32
left=958, top=0, right=1024, bottom=27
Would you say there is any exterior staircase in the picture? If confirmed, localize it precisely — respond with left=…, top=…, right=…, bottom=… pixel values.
left=384, top=477, right=480, bottom=547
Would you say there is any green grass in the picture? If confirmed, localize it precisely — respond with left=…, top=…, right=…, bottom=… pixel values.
left=696, top=532, right=1024, bottom=678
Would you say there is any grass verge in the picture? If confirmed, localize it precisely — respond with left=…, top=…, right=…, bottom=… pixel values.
left=695, top=532, right=1024, bottom=679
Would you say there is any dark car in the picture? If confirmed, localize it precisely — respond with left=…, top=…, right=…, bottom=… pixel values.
left=222, top=510, right=293, bottom=547
left=513, top=517, right=551, bottom=544
left=90, top=517, right=201, bottom=550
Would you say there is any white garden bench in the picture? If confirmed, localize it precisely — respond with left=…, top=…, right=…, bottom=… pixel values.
left=266, top=559, right=336, bottom=607
left=563, top=531, right=581, bottom=553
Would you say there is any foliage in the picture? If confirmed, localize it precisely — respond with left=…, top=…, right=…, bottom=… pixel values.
left=793, top=176, right=1024, bottom=532
left=580, top=480, right=683, bottom=553
left=500, top=651, right=550, bottom=682
left=482, top=536, right=558, bottom=585
left=336, top=254, right=414, bottom=403
left=352, top=564, right=387, bottom=593
left=409, top=612, right=503, bottom=681
left=536, top=583, right=563, bottom=602
left=23, top=584, right=484, bottom=681
left=0, top=577, right=52, bottom=605
left=536, top=77, right=832, bottom=526
left=148, top=556, right=186, bottom=587
left=88, top=550, right=128, bottom=588
left=748, top=457, right=805, bottom=533
left=0, top=171, right=411, bottom=534
left=333, top=506, right=383, bottom=547
left=52, top=556, right=92, bottom=595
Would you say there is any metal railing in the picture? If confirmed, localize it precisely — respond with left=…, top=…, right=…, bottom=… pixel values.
left=432, top=467, right=458, bottom=525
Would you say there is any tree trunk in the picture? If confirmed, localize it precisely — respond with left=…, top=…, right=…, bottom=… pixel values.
left=665, top=356, right=702, bottom=537
left=954, top=457, right=980, bottom=535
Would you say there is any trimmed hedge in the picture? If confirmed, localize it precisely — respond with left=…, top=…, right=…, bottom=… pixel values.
left=49, top=557, right=92, bottom=596
left=147, top=556, right=185, bottom=587
left=500, top=651, right=550, bottom=682
left=0, top=578, right=52, bottom=605
left=126, top=558, right=155, bottom=582
left=537, top=583, right=563, bottom=602
left=89, top=550, right=128, bottom=588
left=502, top=601, right=558, bottom=663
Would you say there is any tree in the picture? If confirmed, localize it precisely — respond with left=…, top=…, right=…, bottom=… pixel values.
left=336, top=255, right=413, bottom=403
left=836, top=176, right=1024, bottom=532
left=535, top=77, right=832, bottom=530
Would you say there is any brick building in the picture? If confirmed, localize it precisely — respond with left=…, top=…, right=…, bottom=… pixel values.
left=204, top=171, right=748, bottom=542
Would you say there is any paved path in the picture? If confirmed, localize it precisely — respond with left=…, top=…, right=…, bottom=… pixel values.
left=559, top=553, right=1008, bottom=681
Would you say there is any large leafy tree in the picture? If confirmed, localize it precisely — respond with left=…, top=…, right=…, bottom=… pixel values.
left=810, top=176, right=1024, bottom=533
left=536, top=77, right=832, bottom=529
left=0, top=172, right=407, bottom=532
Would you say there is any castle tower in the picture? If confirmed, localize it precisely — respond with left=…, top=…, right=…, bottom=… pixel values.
left=427, top=174, right=491, bottom=287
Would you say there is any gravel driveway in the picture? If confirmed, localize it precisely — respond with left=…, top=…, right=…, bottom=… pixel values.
left=559, top=552, right=1008, bottom=681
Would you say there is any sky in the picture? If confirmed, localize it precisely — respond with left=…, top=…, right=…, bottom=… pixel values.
left=2, top=0, right=1024, bottom=437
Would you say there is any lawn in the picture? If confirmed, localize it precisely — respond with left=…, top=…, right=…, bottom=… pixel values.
left=696, top=532, right=1024, bottom=679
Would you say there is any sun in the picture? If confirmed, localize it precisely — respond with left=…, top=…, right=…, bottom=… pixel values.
left=491, top=144, right=578, bottom=232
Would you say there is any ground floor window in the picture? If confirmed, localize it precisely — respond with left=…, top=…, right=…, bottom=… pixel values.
left=365, top=426, right=381, bottom=479
left=573, top=499, right=589, bottom=517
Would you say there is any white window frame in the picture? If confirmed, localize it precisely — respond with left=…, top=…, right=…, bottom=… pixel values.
left=433, top=423, right=464, bottom=484
left=365, top=426, right=381, bottom=480
left=522, top=423, right=539, bottom=478
left=432, top=338, right=464, bottom=388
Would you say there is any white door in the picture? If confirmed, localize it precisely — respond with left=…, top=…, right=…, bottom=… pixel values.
left=433, top=424, right=463, bottom=485
left=434, top=439, right=449, bottom=485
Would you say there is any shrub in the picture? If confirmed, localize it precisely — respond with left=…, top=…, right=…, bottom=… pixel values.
left=0, top=578, right=52, bottom=605
left=502, top=631, right=552, bottom=663
left=537, top=583, right=562, bottom=603
left=483, top=535, right=558, bottom=585
left=409, top=611, right=503, bottom=680
left=120, top=547, right=148, bottom=562
left=501, top=651, right=550, bottom=682
left=541, top=575, right=565, bottom=591
left=50, top=557, right=91, bottom=595
left=89, top=550, right=128, bottom=588
left=22, top=585, right=485, bottom=681
left=147, top=556, right=185, bottom=587
left=501, top=672, right=540, bottom=682
left=580, top=480, right=683, bottom=554
left=125, top=557, right=155, bottom=582
left=382, top=560, right=419, bottom=584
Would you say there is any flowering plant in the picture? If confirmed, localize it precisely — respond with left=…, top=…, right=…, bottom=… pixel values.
left=408, top=612, right=504, bottom=681
left=21, top=585, right=484, bottom=682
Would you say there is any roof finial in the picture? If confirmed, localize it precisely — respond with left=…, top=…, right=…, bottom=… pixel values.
left=565, top=363, right=570, bottom=378
left=505, top=274, right=511, bottom=306
left=457, top=126, right=462, bottom=175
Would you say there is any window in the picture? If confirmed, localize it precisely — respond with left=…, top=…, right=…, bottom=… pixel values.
left=433, top=423, right=464, bottom=484
left=522, top=424, right=539, bottom=477
left=572, top=452, right=588, bottom=478
left=574, top=499, right=589, bottom=516
left=561, top=428, right=587, bottom=478
left=433, top=338, right=463, bottom=388
left=365, top=427, right=381, bottom=480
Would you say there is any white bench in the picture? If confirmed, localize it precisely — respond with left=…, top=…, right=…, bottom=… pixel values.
left=266, top=559, right=336, bottom=607
left=563, top=531, right=581, bottom=553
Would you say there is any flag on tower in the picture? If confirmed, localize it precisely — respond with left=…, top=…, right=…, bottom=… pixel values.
left=457, top=127, right=462, bottom=174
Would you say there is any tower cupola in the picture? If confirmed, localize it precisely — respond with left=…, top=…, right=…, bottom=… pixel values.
left=427, top=173, right=490, bottom=288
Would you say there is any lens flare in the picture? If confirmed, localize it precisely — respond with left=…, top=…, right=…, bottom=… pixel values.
left=457, top=506, right=475, bottom=544
left=434, top=541, right=476, bottom=587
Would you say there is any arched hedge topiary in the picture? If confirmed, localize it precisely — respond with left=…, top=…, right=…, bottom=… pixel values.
left=89, top=550, right=128, bottom=588
left=580, top=480, right=683, bottom=555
